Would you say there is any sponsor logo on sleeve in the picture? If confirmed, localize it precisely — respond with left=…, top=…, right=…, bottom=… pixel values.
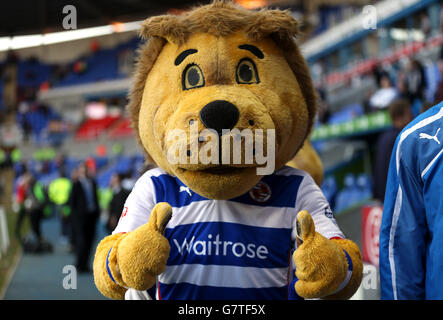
left=324, top=207, right=334, bottom=219
left=120, top=206, right=128, bottom=218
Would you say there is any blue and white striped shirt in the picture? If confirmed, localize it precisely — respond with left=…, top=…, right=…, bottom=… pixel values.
left=114, top=165, right=344, bottom=300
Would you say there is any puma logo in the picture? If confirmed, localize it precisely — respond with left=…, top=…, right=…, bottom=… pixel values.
left=419, top=128, right=440, bottom=145
left=179, top=186, right=192, bottom=196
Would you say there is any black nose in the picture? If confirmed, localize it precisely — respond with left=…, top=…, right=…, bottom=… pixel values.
left=199, top=100, right=239, bottom=135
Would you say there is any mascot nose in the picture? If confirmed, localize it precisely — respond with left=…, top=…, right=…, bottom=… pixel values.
left=199, top=100, right=239, bottom=135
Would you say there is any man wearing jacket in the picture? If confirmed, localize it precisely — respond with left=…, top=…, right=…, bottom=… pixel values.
left=69, top=163, right=100, bottom=273
left=380, top=101, right=443, bottom=299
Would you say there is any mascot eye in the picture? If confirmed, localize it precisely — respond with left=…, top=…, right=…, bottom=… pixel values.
left=236, top=58, right=259, bottom=84
left=182, top=64, right=205, bottom=90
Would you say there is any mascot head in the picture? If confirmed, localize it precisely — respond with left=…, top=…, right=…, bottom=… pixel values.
left=128, top=0, right=316, bottom=199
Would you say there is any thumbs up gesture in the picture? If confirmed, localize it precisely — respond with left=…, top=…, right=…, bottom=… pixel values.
left=113, top=202, right=172, bottom=291
left=293, top=210, right=349, bottom=299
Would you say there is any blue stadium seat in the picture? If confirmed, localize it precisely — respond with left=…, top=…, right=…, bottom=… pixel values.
left=14, top=162, right=26, bottom=177
left=328, top=103, right=364, bottom=125
left=64, top=158, right=82, bottom=177
left=94, top=156, right=109, bottom=171
left=321, top=176, right=338, bottom=209
left=334, top=173, right=361, bottom=212
left=356, top=173, right=372, bottom=202
left=97, top=166, right=117, bottom=189
left=114, top=156, right=133, bottom=174
left=54, top=37, right=140, bottom=87
left=18, top=60, right=52, bottom=87
left=38, top=171, right=60, bottom=188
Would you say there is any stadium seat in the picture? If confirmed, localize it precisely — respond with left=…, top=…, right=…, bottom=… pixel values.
left=328, top=103, right=364, bottom=125
left=356, top=173, right=372, bottom=202
left=54, top=37, right=140, bottom=87
left=321, top=176, right=338, bottom=209
left=114, top=156, right=133, bottom=174
left=75, top=115, right=121, bottom=140
left=18, top=59, right=52, bottom=87
left=108, top=117, right=134, bottom=138
left=64, top=158, right=82, bottom=177
left=38, top=171, right=60, bottom=188
left=94, top=156, right=109, bottom=171
left=334, top=173, right=361, bottom=212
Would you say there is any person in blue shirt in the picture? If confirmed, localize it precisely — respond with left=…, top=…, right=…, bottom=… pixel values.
left=380, top=101, right=443, bottom=299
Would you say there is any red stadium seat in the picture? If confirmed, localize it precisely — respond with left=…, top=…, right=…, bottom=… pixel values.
left=75, top=115, right=121, bottom=140
left=108, top=117, right=134, bottom=138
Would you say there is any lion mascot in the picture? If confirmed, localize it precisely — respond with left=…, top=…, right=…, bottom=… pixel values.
left=93, top=1, right=362, bottom=300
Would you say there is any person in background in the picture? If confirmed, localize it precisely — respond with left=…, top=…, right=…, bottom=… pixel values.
left=421, top=101, right=435, bottom=114
left=420, top=12, right=431, bottom=38
left=369, top=72, right=398, bottom=110
left=51, top=153, right=67, bottom=173
left=15, top=171, right=51, bottom=252
left=380, top=102, right=443, bottom=299
left=373, top=99, right=413, bottom=202
left=69, top=163, right=100, bottom=273
left=48, top=169, right=72, bottom=248
left=433, top=50, right=443, bottom=104
left=106, top=173, right=130, bottom=234
left=25, top=175, right=52, bottom=252
left=440, top=4, right=443, bottom=33
left=404, top=58, right=427, bottom=115
left=14, top=171, right=32, bottom=241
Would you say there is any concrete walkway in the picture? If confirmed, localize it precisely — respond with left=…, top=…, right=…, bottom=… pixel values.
left=4, top=216, right=108, bottom=300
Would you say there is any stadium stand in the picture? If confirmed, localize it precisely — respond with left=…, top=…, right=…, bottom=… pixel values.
left=54, top=38, right=139, bottom=88
left=1, top=0, right=442, bottom=301
left=108, top=117, right=134, bottom=138
left=75, top=114, right=121, bottom=140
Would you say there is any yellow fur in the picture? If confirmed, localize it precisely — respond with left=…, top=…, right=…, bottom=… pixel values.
left=287, top=140, right=324, bottom=186
left=128, top=1, right=317, bottom=164
left=93, top=233, right=127, bottom=300
left=93, top=203, right=172, bottom=299
left=327, top=239, right=364, bottom=300
left=138, top=31, right=309, bottom=199
left=293, top=211, right=363, bottom=299
left=93, top=1, right=362, bottom=300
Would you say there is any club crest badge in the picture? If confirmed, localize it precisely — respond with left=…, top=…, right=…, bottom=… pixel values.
left=249, top=181, right=272, bottom=202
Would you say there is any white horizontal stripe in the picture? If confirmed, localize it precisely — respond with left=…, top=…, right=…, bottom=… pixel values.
left=166, top=200, right=293, bottom=230
left=125, top=289, right=152, bottom=300
left=275, top=166, right=307, bottom=177
left=421, top=148, right=443, bottom=178
left=159, top=264, right=288, bottom=289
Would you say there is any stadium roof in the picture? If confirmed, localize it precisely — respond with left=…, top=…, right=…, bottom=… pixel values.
left=0, top=0, right=209, bottom=37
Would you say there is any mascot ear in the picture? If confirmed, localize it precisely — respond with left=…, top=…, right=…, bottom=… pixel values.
left=245, top=9, right=299, bottom=42
left=140, top=15, right=187, bottom=45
